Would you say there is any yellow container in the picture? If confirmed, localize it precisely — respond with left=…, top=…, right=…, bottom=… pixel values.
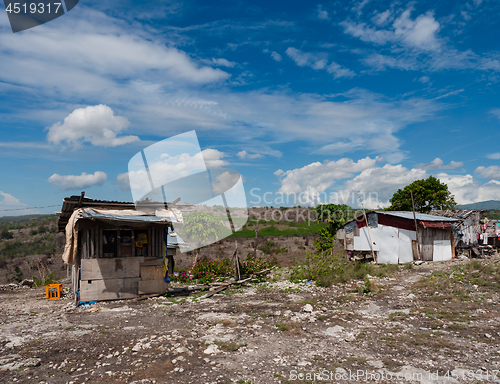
left=46, top=283, right=62, bottom=300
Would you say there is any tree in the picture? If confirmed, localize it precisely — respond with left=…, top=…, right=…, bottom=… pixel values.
left=387, top=176, right=456, bottom=213
left=314, top=204, right=353, bottom=253
left=182, top=212, right=230, bottom=244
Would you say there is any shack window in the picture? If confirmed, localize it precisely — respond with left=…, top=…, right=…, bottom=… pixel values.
left=102, top=229, right=117, bottom=258
left=120, top=229, right=133, bottom=258
left=134, top=230, right=148, bottom=257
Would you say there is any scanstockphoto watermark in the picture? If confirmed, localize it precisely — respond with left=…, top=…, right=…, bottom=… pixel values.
left=289, top=369, right=423, bottom=382
left=249, top=188, right=380, bottom=208
left=289, top=369, right=500, bottom=382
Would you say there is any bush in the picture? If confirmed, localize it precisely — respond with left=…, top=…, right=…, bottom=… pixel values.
left=0, top=228, right=13, bottom=240
left=191, top=258, right=232, bottom=284
left=241, top=253, right=276, bottom=275
left=29, top=229, right=38, bottom=236
left=169, top=270, right=193, bottom=283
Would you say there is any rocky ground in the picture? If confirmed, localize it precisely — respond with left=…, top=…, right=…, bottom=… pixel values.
left=1, top=257, right=500, bottom=384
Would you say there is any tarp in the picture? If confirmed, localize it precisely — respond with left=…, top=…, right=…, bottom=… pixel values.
left=62, top=208, right=182, bottom=265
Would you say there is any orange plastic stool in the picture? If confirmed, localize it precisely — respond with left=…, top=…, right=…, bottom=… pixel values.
left=46, top=283, right=62, bottom=300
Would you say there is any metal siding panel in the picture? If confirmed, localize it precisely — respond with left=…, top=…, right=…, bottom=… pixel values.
left=377, top=224, right=399, bottom=264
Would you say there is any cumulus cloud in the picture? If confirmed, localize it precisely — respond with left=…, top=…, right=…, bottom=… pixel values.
left=47, top=105, right=139, bottom=147
left=47, top=171, right=107, bottom=190
left=416, top=158, right=463, bottom=170
left=276, top=157, right=500, bottom=208
left=277, top=157, right=378, bottom=204
left=337, top=164, right=427, bottom=208
left=0, top=191, right=23, bottom=206
left=237, top=150, right=264, bottom=159
left=475, top=165, right=500, bottom=180
left=202, top=149, right=229, bottom=168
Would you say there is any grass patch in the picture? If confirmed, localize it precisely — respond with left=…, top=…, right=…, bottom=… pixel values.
left=290, top=252, right=400, bottom=287
left=215, top=341, right=241, bottom=352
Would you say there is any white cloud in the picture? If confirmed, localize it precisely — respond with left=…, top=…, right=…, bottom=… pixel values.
left=237, top=150, right=264, bottom=159
left=202, top=149, right=229, bottom=168
left=286, top=48, right=354, bottom=79
left=327, top=62, right=356, bottom=79
left=47, top=105, right=139, bottom=147
left=0, top=191, right=23, bottom=206
left=342, top=8, right=441, bottom=51
left=277, top=157, right=378, bottom=204
left=436, top=173, right=479, bottom=205
left=372, top=10, right=392, bottom=26
left=47, top=171, right=107, bottom=190
left=337, top=164, right=427, bottom=208
left=211, top=58, right=237, bottom=68
left=317, top=4, right=329, bottom=20
left=286, top=47, right=328, bottom=70
left=419, top=76, right=430, bottom=83
left=435, top=89, right=465, bottom=100
left=490, top=108, right=500, bottom=120
left=486, top=153, right=500, bottom=160
left=276, top=158, right=500, bottom=208
left=274, top=169, right=284, bottom=176
left=475, top=165, right=500, bottom=180
left=393, top=10, right=441, bottom=51
left=271, top=51, right=282, bottom=62
left=0, top=7, right=229, bottom=99
left=416, top=158, right=463, bottom=170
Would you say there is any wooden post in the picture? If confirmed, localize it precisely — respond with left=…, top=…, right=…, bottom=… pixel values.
left=410, top=191, right=420, bottom=260
left=253, top=219, right=259, bottom=258
left=358, top=192, right=377, bottom=263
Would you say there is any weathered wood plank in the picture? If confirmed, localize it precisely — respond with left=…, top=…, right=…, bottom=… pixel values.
left=140, top=265, right=164, bottom=281
left=138, top=279, right=169, bottom=295
left=81, top=257, right=144, bottom=280
left=80, top=278, right=140, bottom=301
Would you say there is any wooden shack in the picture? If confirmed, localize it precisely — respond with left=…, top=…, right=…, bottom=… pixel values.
left=58, top=194, right=185, bottom=302
left=337, top=211, right=459, bottom=264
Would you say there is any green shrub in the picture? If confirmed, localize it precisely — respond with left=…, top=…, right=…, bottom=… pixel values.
left=241, top=253, right=276, bottom=275
left=290, top=251, right=399, bottom=288
left=0, top=228, right=13, bottom=240
left=191, top=258, right=232, bottom=284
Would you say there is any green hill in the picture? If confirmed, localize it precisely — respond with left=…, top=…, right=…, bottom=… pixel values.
left=458, top=200, right=500, bottom=210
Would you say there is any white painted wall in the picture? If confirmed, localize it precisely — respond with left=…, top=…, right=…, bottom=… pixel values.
left=398, top=229, right=416, bottom=264
left=433, top=239, right=452, bottom=261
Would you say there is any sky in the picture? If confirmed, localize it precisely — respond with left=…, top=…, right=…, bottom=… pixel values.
left=1, top=0, right=500, bottom=215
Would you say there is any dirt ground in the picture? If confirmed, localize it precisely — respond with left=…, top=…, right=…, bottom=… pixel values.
left=1, top=257, right=500, bottom=384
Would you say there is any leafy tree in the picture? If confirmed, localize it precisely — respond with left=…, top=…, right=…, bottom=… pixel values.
left=182, top=212, right=230, bottom=244
left=0, top=227, right=13, bottom=240
left=387, top=176, right=456, bottom=213
left=314, top=204, right=353, bottom=253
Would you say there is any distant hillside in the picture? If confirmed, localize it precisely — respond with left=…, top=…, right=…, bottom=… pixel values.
left=458, top=200, right=500, bottom=210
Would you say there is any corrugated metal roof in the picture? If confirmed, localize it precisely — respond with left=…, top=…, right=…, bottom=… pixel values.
left=376, top=211, right=459, bottom=222
left=80, top=208, right=177, bottom=223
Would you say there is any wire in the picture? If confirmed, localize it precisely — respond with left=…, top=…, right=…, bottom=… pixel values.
left=0, top=204, right=60, bottom=212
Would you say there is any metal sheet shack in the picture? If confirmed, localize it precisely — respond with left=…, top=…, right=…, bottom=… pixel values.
left=337, top=211, right=459, bottom=264
left=58, top=194, right=186, bottom=302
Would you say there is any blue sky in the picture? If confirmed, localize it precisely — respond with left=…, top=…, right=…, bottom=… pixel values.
left=1, top=0, right=500, bottom=215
